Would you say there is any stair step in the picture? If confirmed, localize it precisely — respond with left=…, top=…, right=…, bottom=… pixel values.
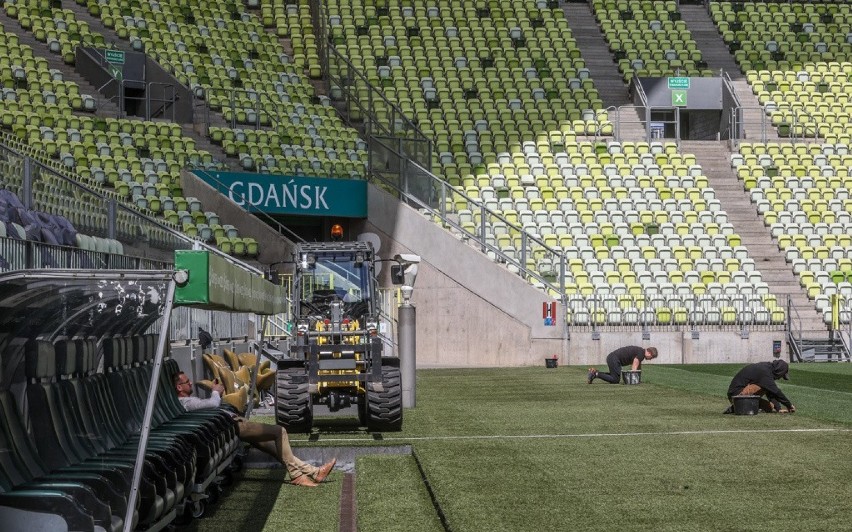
left=561, top=3, right=631, bottom=109
left=683, top=140, right=827, bottom=333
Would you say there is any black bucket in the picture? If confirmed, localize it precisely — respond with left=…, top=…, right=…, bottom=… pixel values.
left=733, top=395, right=761, bottom=415
left=545, top=357, right=558, bottom=369
left=622, top=370, right=641, bottom=385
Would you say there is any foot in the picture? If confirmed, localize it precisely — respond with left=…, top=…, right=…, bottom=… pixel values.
left=312, top=458, right=337, bottom=483
left=289, top=474, right=319, bottom=487
left=722, top=405, right=733, bottom=415
left=587, top=368, right=597, bottom=384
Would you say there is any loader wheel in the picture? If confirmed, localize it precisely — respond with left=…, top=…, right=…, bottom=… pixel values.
left=365, top=366, right=403, bottom=431
left=276, top=367, right=313, bottom=433
left=357, top=393, right=367, bottom=427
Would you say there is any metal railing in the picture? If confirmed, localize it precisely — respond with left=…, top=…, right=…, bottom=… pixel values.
left=0, top=139, right=191, bottom=254
left=324, top=44, right=432, bottom=172
left=787, top=295, right=804, bottom=362
left=648, top=107, right=681, bottom=144
left=169, top=306, right=251, bottom=343
left=143, top=82, right=178, bottom=122
left=98, top=79, right=179, bottom=121
left=612, top=105, right=650, bottom=142
left=728, top=106, right=823, bottom=147
left=368, top=136, right=567, bottom=290
left=840, top=297, right=852, bottom=359
left=193, top=86, right=288, bottom=133
left=566, top=292, right=785, bottom=332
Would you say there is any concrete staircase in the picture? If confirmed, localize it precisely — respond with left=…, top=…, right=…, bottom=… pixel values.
left=679, top=5, right=740, bottom=78
left=681, top=140, right=826, bottom=334
left=561, top=2, right=647, bottom=141
left=678, top=5, right=778, bottom=142
left=795, top=338, right=850, bottom=362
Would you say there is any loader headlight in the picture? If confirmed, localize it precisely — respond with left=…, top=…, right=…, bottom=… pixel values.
left=365, top=315, right=378, bottom=336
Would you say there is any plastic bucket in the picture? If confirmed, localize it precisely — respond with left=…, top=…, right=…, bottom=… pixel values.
left=545, top=358, right=558, bottom=369
left=733, top=395, right=761, bottom=415
left=622, top=370, right=641, bottom=385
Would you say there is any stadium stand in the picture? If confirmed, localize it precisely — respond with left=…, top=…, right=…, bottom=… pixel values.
left=4, top=0, right=108, bottom=65
left=732, top=141, right=852, bottom=324
left=320, top=0, right=612, bottom=184
left=440, top=137, right=782, bottom=327
left=710, top=1, right=852, bottom=139
left=76, top=0, right=369, bottom=178
left=592, top=0, right=715, bottom=84
left=0, top=5, right=269, bottom=256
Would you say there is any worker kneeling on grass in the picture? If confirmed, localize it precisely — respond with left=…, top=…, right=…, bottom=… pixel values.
left=587, top=345, right=658, bottom=384
left=723, top=359, right=796, bottom=414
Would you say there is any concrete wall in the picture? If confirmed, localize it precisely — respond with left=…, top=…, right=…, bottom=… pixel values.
left=180, top=170, right=295, bottom=265
left=360, top=184, right=564, bottom=368
left=567, top=330, right=786, bottom=367
left=363, top=184, right=788, bottom=368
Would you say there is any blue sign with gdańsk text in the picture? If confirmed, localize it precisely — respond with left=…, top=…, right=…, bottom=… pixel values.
left=193, top=171, right=367, bottom=218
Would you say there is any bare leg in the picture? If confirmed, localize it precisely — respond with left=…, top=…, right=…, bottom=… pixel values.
left=237, top=421, right=317, bottom=477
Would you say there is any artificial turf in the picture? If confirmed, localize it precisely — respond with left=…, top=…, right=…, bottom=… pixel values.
left=192, top=363, right=852, bottom=531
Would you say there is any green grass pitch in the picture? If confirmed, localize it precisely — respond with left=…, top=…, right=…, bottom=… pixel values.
left=188, top=363, right=852, bottom=531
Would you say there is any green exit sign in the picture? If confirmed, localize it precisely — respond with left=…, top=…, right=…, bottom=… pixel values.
left=668, top=77, right=690, bottom=90
left=105, top=49, right=125, bottom=65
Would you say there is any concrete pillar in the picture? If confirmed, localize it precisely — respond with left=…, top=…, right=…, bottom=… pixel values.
left=398, top=303, right=416, bottom=408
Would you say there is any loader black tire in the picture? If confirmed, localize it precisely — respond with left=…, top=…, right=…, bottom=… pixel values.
left=275, top=367, right=313, bottom=433
left=365, top=365, right=403, bottom=431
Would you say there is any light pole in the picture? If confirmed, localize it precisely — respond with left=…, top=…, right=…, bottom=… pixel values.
left=394, top=254, right=420, bottom=408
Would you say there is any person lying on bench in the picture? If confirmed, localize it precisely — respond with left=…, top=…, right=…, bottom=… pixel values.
left=174, top=371, right=335, bottom=487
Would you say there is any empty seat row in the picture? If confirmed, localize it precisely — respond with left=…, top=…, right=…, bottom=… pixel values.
left=0, top=335, right=240, bottom=530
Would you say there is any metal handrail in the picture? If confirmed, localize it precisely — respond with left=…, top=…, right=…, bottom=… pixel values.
left=614, top=104, right=651, bottom=142
left=646, top=106, right=681, bottom=144
left=0, top=138, right=263, bottom=276
left=193, top=86, right=286, bottom=132
left=722, top=70, right=742, bottom=108
left=633, top=77, right=650, bottom=108
left=145, top=81, right=177, bottom=121
left=729, top=105, right=768, bottom=146
left=840, top=300, right=852, bottom=360
left=324, top=44, right=433, bottom=168
left=730, top=104, right=828, bottom=146
left=368, top=136, right=567, bottom=299
left=787, top=295, right=803, bottom=362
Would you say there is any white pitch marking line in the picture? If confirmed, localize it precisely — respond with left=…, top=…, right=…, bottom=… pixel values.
left=293, top=427, right=852, bottom=443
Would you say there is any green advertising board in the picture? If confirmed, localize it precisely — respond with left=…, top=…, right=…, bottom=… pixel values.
left=192, top=171, right=368, bottom=218
left=671, top=89, right=688, bottom=107
left=173, top=250, right=233, bottom=309
left=231, top=265, right=253, bottom=313
left=174, top=250, right=280, bottom=315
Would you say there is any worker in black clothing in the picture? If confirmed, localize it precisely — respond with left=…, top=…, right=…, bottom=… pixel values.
left=588, top=345, right=658, bottom=384
left=723, top=359, right=796, bottom=414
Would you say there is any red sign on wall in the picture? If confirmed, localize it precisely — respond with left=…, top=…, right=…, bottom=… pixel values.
left=542, top=302, right=556, bottom=326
